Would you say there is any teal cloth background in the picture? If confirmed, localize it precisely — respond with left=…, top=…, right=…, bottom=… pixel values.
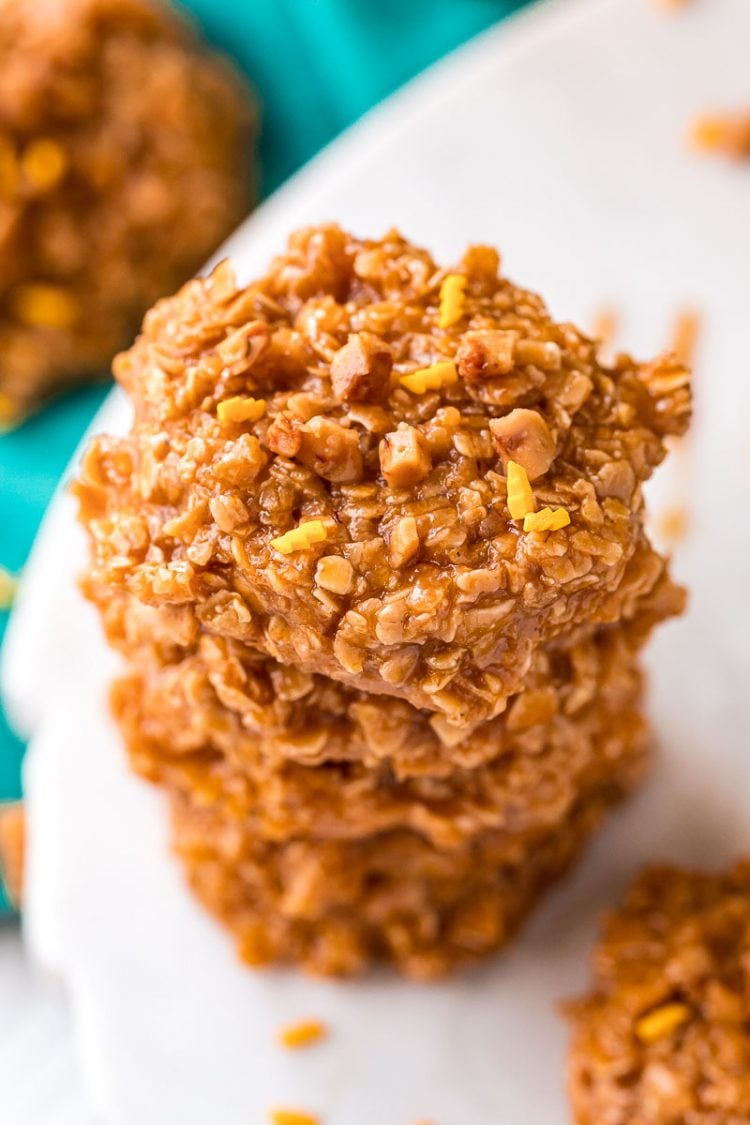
left=0, top=0, right=527, bottom=909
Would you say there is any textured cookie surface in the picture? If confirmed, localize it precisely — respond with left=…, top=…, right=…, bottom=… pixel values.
left=568, top=863, right=750, bottom=1124
left=0, top=0, right=255, bottom=418
left=78, top=225, right=690, bottom=725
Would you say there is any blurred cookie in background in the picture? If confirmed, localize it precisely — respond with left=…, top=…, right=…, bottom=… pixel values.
left=0, top=0, right=257, bottom=424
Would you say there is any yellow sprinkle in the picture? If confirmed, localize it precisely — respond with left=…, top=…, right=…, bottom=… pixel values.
left=269, top=1111, right=320, bottom=1125
left=438, top=273, right=467, bottom=329
left=271, top=520, right=328, bottom=555
left=277, top=1019, right=328, bottom=1050
left=523, top=506, right=570, bottom=533
left=506, top=460, right=535, bottom=520
left=11, top=283, right=78, bottom=329
left=635, top=1002, right=692, bottom=1044
left=217, top=396, right=266, bottom=424
left=400, top=360, right=458, bottom=395
left=0, top=567, right=17, bottom=610
left=21, top=139, right=67, bottom=191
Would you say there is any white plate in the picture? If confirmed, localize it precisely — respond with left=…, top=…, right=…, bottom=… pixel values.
left=5, top=0, right=750, bottom=1120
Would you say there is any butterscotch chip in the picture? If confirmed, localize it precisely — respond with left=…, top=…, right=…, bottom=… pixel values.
left=330, top=331, right=393, bottom=401
left=0, top=0, right=256, bottom=416
left=567, top=863, right=750, bottom=1124
left=76, top=226, right=690, bottom=728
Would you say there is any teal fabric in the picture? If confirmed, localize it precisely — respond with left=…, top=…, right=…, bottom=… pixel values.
left=0, top=0, right=526, bottom=910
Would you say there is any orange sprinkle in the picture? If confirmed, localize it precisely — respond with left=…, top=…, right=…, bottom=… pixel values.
left=277, top=1019, right=328, bottom=1050
left=635, top=1002, right=692, bottom=1043
left=0, top=803, right=24, bottom=907
left=670, top=309, right=700, bottom=368
left=400, top=360, right=458, bottom=395
left=506, top=460, right=535, bottom=520
left=591, top=307, right=619, bottom=354
left=657, top=504, right=689, bottom=543
left=269, top=1111, right=320, bottom=1125
left=438, top=273, right=467, bottom=329
left=271, top=520, right=328, bottom=555
left=523, top=506, right=570, bottom=533
left=217, top=396, right=266, bottom=424
left=691, top=111, right=750, bottom=160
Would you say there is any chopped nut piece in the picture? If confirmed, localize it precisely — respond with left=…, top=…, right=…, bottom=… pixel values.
left=456, top=329, right=517, bottom=381
left=270, top=520, right=328, bottom=555
left=400, top=360, right=457, bottom=394
left=489, top=408, right=556, bottom=480
left=277, top=1019, right=328, bottom=1050
left=297, top=415, right=363, bottom=482
left=635, top=1002, right=692, bottom=1043
left=21, top=138, right=67, bottom=191
left=438, top=273, right=467, bottom=329
left=388, top=515, right=420, bottom=568
left=523, top=507, right=570, bottom=533
left=209, top=494, right=249, bottom=532
left=315, top=556, right=355, bottom=595
left=0, top=566, right=17, bottom=609
left=380, top=424, right=432, bottom=488
left=11, top=283, right=78, bottom=328
left=217, top=396, right=266, bottom=424
left=269, top=1110, right=320, bottom=1125
left=265, top=415, right=302, bottom=457
left=514, top=338, right=562, bottom=370
left=506, top=460, right=535, bottom=520
left=330, top=332, right=393, bottom=401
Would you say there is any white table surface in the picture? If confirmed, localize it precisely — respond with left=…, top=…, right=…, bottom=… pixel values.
left=0, top=924, right=95, bottom=1123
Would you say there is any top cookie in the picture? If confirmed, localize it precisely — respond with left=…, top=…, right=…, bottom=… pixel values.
left=80, top=226, right=690, bottom=726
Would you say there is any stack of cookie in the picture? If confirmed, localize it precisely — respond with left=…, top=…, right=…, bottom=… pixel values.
left=76, top=226, right=689, bottom=977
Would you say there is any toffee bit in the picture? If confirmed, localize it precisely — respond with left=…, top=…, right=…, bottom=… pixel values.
left=270, top=520, right=328, bottom=555
left=635, top=1002, right=692, bottom=1043
left=523, top=507, right=570, bottom=533
left=217, top=396, right=266, bottom=424
left=438, top=273, right=467, bottom=329
left=0, top=566, right=17, bottom=609
left=269, top=1111, right=320, bottom=1125
left=277, top=1018, right=328, bottom=1050
left=399, top=360, right=457, bottom=394
left=506, top=459, right=535, bottom=520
